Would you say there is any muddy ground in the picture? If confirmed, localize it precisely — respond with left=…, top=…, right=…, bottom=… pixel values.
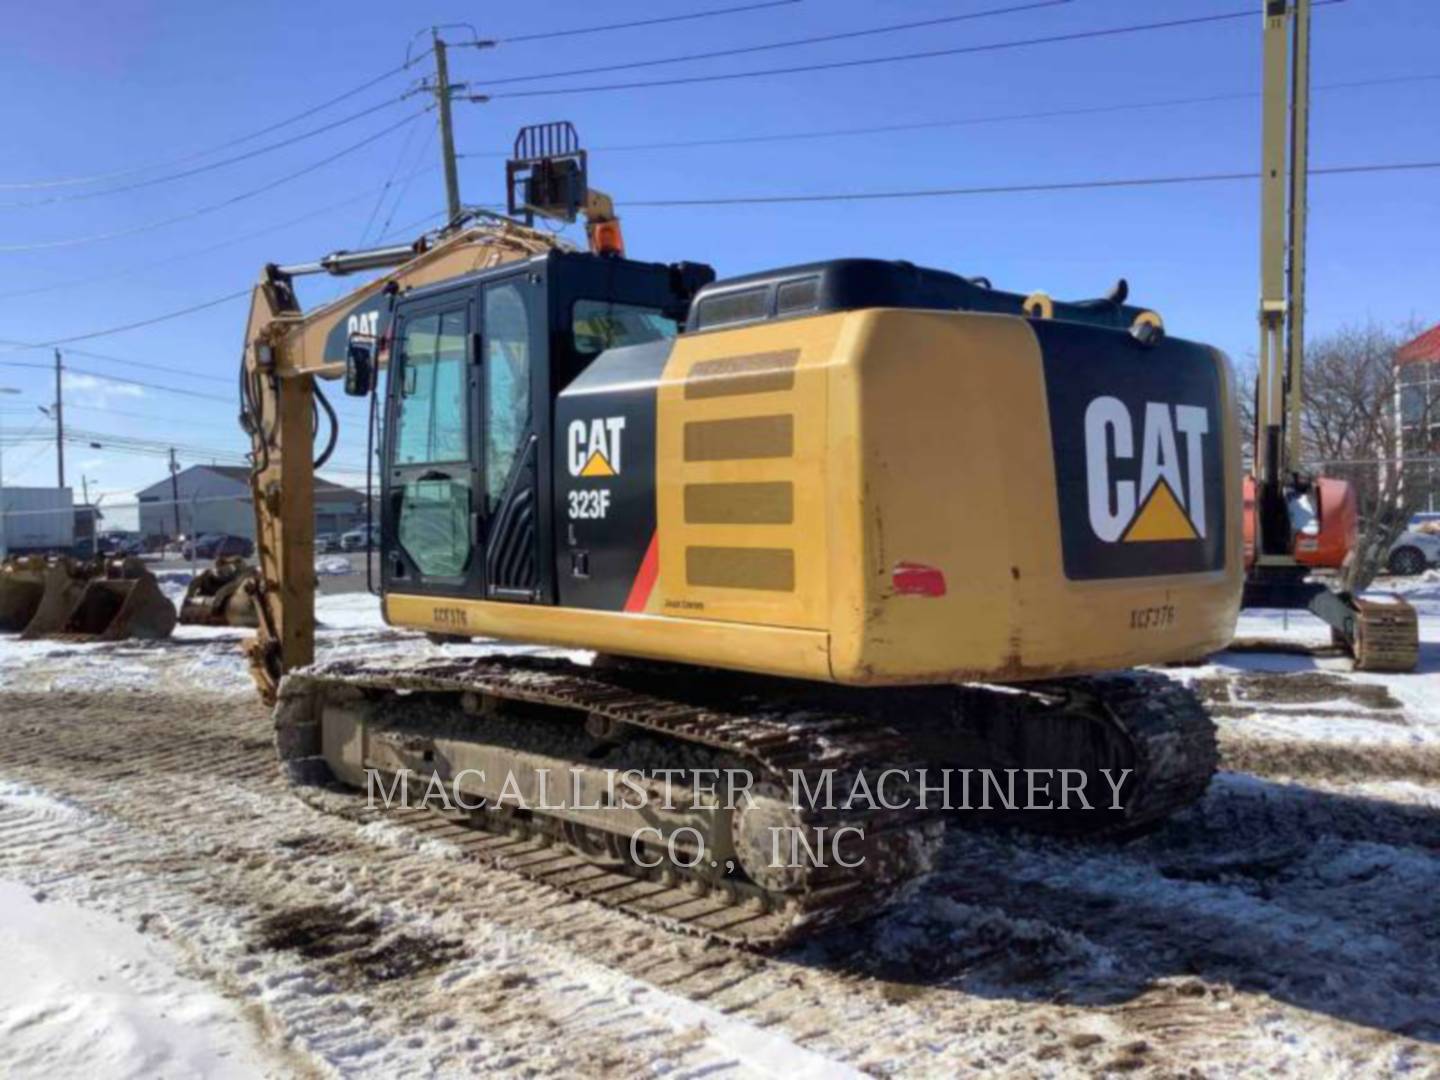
left=0, top=630, right=1436, bottom=1078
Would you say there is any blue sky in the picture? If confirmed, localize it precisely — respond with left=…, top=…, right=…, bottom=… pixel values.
left=0, top=0, right=1435, bottom=528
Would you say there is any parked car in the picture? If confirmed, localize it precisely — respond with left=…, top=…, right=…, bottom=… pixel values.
left=340, top=524, right=379, bottom=551
left=96, top=533, right=143, bottom=557
left=182, top=533, right=255, bottom=560
left=1385, top=530, right=1440, bottom=577
left=315, top=532, right=339, bottom=554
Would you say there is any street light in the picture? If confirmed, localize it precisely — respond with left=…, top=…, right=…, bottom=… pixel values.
left=0, top=386, right=21, bottom=559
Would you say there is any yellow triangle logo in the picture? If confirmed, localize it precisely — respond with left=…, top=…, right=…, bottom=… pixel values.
left=1123, top=479, right=1199, bottom=542
left=579, top=449, right=616, bottom=477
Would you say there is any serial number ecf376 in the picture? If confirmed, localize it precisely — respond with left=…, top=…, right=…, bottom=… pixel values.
left=1129, top=604, right=1177, bottom=630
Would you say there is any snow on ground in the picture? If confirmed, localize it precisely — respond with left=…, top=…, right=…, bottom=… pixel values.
left=1162, top=579, right=1440, bottom=770
left=0, top=877, right=286, bottom=1079
left=1, top=580, right=1439, bottom=1075
left=0, top=591, right=592, bottom=697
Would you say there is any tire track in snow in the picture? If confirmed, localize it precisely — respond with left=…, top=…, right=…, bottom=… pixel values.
left=3, top=680, right=1438, bottom=1076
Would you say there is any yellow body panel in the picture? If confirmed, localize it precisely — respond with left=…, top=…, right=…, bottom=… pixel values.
left=388, top=308, right=1243, bottom=686
left=385, top=593, right=832, bottom=680
left=822, top=310, right=1242, bottom=682
left=653, top=316, right=838, bottom=628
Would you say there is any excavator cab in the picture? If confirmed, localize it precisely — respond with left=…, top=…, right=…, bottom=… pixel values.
left=364, top=247, right=713, bottom=608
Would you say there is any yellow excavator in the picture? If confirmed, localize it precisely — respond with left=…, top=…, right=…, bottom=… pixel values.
left=235, top=121, right=1240, bottom=946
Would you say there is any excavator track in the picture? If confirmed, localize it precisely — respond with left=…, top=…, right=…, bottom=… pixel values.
left=274, top=657, right=1216, bottom=949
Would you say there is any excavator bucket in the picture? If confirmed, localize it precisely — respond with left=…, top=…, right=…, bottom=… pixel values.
left=1234, top=587, right=1421, bottom=673
left=179, top=557, right=259, bottom=628
left=0, top=557, right=52, bottom=632
left=20, top=557, right=176, bottom=641
left=17, top=559, right=96, bottom=638
left=1345, top=596, right=1420, bottom=673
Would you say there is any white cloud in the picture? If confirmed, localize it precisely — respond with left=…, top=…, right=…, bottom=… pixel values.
left=61, top=371, right=145, bottom=406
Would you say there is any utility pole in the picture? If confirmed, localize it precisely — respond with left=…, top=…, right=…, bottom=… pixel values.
left=432, top=30, right=463, bottom=225
left=0, top=385, right=19, bottom=560
left=53, top=349, right=65, bottom=489
left=168, top=447, right=181, bottom=543
left=424, top=27, right=493, bottom=225
left=80, top=476, right=96, bottom=556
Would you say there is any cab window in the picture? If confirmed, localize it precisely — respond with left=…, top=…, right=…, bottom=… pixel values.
left=393, top=309, right=468, bottom=465
left=484, top=283, right=533, bottom=511
left=572, top=299, right=677, bottom=355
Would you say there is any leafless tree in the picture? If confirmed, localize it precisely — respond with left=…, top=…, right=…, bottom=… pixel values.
left=1301, top=323, right=1428, bottom=591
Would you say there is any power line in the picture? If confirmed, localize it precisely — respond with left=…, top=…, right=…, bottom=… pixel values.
left=624, top=158, right=1440, bottom=208
left=480, top=0, right=1065, bottom=87
left=1, top=488, right=372, bottom=519
left=0, top=290, right=250, bottom=352
left=0, top=95, right=412, bottom=210
left=0, top=182, right=456, bottom=378
left=357, top=116, right=425, bottom=248
left=377, top=207, right=450, bottom=242
left=489, top=5, right=1336, bottom=99
left=64, top=429, right=250, bottom=463
left=65, top=368, right=231, bottom=404
left=374, top=127, right=440, bottom=243
left=0, top=55, right=428, bottom=192
left=463, top=72, right=1440, bottom=159
left=0, top=109, right=429, bottom=254
left=0, top=348, right=227, bottom=385
left=0, top=164, right=439, bottom=302
left=40, top=402, right=233, bottom=427
left=42, top=345, right=231, bottom=384
left=61, top=430, right=369, bottom=474
left=501, top=0, right=803, bottom=44
left=0, top=361, right=233, bottom=403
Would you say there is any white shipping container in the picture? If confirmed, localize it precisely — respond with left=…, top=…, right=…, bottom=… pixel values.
left=0, top=487, right=74, bottom=553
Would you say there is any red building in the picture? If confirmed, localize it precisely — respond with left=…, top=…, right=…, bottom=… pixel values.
left=1397, top=323, right=1440, bottom=511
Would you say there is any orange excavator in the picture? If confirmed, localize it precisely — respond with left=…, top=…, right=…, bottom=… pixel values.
left=1242, top=474, right=1355, bottom=572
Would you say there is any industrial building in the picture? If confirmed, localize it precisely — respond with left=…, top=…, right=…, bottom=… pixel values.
left=136, top=465, right=366, bottom=546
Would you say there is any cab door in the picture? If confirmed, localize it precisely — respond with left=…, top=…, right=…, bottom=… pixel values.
left=478, top=274, right=545, bottom=602
left=382, top=295, right=480, bottom=597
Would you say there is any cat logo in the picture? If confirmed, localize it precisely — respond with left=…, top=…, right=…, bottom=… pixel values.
left=567, top=417, right=626, bottom=478
left=1085, top=397, right=1210, bottom=544
left=347, top=310, right=381, bottom=337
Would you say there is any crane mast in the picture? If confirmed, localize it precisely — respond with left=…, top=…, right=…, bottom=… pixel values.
left=1243, top=0, right=1418, bottom=670
left=1255, top=0, right=1311, bottom=562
